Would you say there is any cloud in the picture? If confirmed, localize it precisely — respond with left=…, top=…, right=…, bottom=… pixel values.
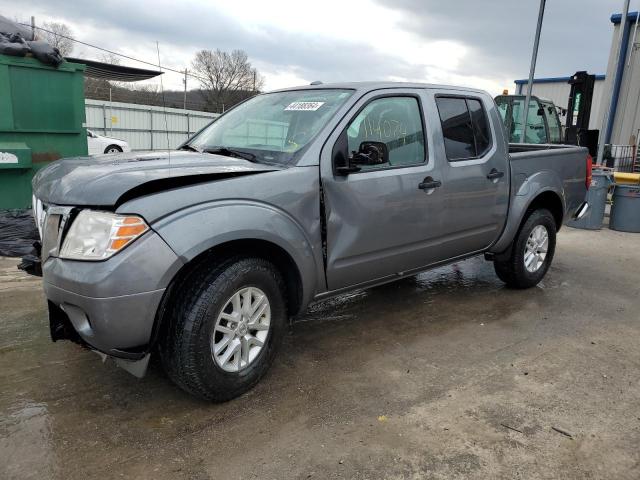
left=2, top=0, right=618, bottom=95
left=376, top=0, right=615, bottom=82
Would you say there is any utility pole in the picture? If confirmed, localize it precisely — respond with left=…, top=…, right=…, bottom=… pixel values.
left=520, top=0, right=546, bottom=143
left=30, top=16, right=35, bottom=40
left=183, top=69, right=188, bottom=111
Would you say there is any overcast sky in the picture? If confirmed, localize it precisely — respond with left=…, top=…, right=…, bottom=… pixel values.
left=2, top=0, right=628, bottom=94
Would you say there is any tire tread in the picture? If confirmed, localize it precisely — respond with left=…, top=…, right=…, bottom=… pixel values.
left=493, top=208, right=556, bottom=289
left=158, top=256, right=286, bottom=401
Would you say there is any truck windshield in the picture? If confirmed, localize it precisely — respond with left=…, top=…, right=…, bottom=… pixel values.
left=187, top=89, right=354, bottom=165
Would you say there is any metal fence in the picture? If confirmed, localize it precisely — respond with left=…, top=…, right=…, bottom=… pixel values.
left=85, top=99, right=219, bottom=151
left=604, top=144, right=640, bottom=172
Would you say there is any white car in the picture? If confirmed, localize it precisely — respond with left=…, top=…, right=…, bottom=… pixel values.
left=86, top=129, right=131, bottom=155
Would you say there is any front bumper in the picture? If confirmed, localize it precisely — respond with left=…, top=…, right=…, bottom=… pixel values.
left=42, top=230, right=183, bottom=359
left=44, top=283, right=165, bottom=357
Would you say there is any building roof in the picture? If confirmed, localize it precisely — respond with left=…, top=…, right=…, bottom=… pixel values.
left=65, top=57, right=163, bottom=82
left=514, top=75, right=605, bottom=85
left=611, top=11, right=639, bottom=24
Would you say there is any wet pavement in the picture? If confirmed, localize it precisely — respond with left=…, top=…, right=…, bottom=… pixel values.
left=1, top=226, right=640, bottom=479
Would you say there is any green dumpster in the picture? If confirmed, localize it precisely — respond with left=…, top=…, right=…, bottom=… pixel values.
left=0, top=54, right=88, bottom=209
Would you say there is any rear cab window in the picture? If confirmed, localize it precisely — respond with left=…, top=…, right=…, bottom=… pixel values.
left=435, top=96, right=493, bottom=161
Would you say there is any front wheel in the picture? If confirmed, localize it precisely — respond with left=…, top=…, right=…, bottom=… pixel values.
left=104, top=144, right=123, bottom=154
left=159, top=257, right=287, bottom=402
left=493, top=209, right=557, bottom=289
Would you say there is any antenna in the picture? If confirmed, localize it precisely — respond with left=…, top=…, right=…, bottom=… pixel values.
left=156, top=41, right=171, bottom=165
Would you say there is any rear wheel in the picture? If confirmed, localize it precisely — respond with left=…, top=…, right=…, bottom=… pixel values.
left=159, top=257, right=287, bottom=401
left=493, top=209, right=556, bottom=289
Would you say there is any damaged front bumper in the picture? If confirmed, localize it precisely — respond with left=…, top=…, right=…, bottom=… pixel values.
left=48, top=299, right=152, bottom=377
left=42, top=230, right=183, bottom=377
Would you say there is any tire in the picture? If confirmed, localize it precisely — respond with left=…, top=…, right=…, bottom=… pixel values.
left=159, top=257, right=287, bottom=402
left=493, top=209, right=557, bottom=289
left=104, top=144, right=123, bottom=154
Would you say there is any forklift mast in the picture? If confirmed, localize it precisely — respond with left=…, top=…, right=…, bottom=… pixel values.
left=565, top=71, right=599, bottom=156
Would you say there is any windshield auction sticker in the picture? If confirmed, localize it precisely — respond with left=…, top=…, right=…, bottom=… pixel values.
left=285, top=101, right=325, bottom=111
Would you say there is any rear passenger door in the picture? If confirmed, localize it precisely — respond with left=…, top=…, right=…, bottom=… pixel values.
left=431, top=92, right=510, bottom=258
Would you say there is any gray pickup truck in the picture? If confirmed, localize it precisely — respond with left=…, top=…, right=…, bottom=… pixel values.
left=32, top=82, right=590, bottom=401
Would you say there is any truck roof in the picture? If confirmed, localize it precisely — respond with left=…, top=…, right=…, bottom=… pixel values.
left=272, top=81, right=489, bottom=96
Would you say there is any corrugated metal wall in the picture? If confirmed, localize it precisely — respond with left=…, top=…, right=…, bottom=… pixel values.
left=603, top=18, right=640, bottom=146
left=85, top=99, right=219, bottom=151
left=514, top=79, right=606, bottom=130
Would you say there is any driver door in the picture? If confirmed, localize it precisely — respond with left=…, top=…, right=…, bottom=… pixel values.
left=320, top=90, right=444, bottom=290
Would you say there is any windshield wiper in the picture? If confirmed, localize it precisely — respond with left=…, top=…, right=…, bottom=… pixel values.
left=177, top=144, right=200, bottom=152
left=203, top=147, right=257, bottom=162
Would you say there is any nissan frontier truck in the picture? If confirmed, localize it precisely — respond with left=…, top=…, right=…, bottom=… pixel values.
left=32, top=82, right=590, bottom=401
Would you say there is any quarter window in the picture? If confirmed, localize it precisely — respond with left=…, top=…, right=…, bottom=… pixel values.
left=436, top=96, right=492, bottom=161
left=346, top=96, right=425, bottom=169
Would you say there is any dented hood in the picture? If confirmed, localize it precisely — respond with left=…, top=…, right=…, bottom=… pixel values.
left=32, top=150, right=283, bottom=206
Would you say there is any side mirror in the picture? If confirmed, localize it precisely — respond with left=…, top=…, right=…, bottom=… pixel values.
left=333, top=131, right=360, bottom=175
left=333, top=133, right=390, bottom=176
left=352, top=141, right=389, bottom=166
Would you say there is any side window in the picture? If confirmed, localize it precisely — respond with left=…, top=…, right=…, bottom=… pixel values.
left=436, top=96, right=492, bottom=160
left=496, top=100, right=509, bottom=122
left=346, top=96, right=425, bottom=169
left=511, top=98, right=546, bottom=143
left=542, top=102, right=561, bottom=143
left=436, top=97, right=475, bottom=160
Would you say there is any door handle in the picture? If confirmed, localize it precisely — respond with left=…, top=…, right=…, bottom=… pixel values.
left=418, top=177, right=442, bottom=190
left=486, top=169, right=504, bottom=180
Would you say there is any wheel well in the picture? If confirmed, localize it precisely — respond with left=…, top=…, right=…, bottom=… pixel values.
left=525, top=191, right=563, bottom=231
left=162, top=239, right=303, bottom=319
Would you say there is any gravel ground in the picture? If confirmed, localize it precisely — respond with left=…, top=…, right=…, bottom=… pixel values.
left=1, top=225, right=639, bottom=480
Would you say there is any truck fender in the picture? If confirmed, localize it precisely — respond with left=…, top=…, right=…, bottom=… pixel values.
left=490, top=170, right=565, bottom=254
left=152, top=200, right=320, bottom=310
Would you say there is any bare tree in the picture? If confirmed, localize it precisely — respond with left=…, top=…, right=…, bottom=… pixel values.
left=191, top=49, right=264, bottom=111
left=99, top=53, right=121, bottom=65
left=40, top=21, right=74, bottom=56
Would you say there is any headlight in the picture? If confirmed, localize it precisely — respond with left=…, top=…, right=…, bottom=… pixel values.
left=59, top=210, right=149, bottom=260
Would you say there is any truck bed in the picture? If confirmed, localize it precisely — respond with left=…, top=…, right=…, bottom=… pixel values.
left=508, top=142, right=588, bottom=223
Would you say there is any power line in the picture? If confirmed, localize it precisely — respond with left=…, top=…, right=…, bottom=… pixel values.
left=18, top=21, right=209, bottom=83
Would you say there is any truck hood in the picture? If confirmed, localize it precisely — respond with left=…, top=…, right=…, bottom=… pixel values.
left=32, top=150, right=284, bottom=206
